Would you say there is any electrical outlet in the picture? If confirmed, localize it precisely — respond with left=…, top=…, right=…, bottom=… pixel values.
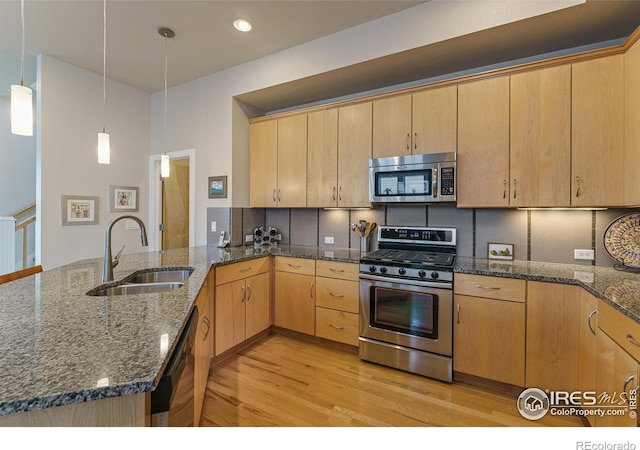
left=211, top=221, right=216, bottom=232
left=245, top=234, right=253, bottom=243
left=324, top=236, right=334, bottom=244
left=574, top=249, right=594, bottom=260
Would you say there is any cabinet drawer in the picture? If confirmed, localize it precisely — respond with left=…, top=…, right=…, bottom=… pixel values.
left=454, top=273, right=526, bottom=303
left=316, top=260, right=359, bottom=281
left=315, top=277, right=359, bottom=313
left=598, top=300, right=640, bottom=362
left=275, top=256, right=315, bottom=275
left=216, top=257, right=269, bottom=285
left=315, top=307, right=359, bottom=346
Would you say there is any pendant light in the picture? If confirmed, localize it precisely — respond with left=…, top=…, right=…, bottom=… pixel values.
left=10, top=0, right=33, bottom=136
left=98, top=0, right=110, bottom=164
left=159, top=27, right=174, bottom=178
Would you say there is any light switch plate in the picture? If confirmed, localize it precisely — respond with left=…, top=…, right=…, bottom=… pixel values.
left=211, top=221, right=216, bottom=232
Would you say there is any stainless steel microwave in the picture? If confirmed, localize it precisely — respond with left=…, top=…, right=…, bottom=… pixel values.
left=369, top=152, right=456, bottom=203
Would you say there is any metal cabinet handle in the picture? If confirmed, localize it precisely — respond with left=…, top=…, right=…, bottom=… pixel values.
left=287, top=263, right=302, bottom=269
left=329, top=268, right=344, bottom=273
left=246, top=284, right=252, bottom=301
left=329, top=323, right=344, bottom=330
left=626, top=334, right=640, bottom=348
left=474, top=284, right=501, bottom=290
left=241, top=285, right=245, bottom=302
left=405, top=133, right=410, bottom=150
left=414, top=132, right=417, bottom=150
left=310, top=283, right=314, bottom=299
left=332, top=186, right=336, bottom=201
left=587, top=309, right=597, bottom=336
left=339, top=186, right=343, bottom=201
left=576, top=176, right=580, bottom=198
left=513, top=178, right=517, bottom=199
left=239, top=267, right=252, bottom=273
left=273, top=189, right=276, bottom=202
left=623, top=374, right=636, bottom=396
left=277, top=189, right=281, bottom=202
left=202, top=316, right=210, bottom=341
left=456, top=304, right=460, bottom=324
left=329, top=292, right=345, bottom=298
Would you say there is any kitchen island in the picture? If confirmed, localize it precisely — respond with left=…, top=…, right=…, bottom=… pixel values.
left=0, top=243, right=639, bottom=425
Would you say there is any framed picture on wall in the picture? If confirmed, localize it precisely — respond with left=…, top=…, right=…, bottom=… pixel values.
left=487, top=242, right=514, bottom=261
left=61, top=195, right=99, bottom=225
left=110, top=185, right=139, bottom=212
left=208, top=176, right=227, bottom=199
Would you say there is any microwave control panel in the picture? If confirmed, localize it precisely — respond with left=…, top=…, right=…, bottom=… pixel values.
left=440, top=167, right=455, bottom=196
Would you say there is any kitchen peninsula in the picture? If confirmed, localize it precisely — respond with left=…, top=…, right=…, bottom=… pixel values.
left=0, top=244, right=639, bottom=426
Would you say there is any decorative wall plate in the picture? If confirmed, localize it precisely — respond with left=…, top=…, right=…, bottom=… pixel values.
left=603, top=213, right=640, bottom=267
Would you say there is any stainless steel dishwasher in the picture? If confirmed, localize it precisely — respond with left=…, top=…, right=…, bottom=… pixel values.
left=151, top=306, right=198, bottom=427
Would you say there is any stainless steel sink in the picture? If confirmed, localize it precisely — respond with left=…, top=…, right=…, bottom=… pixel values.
left=125, top=267, right=194, bottom=284
left=87, top=281, right=185, bottom=296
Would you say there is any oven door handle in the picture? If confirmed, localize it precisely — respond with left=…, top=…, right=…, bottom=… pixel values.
left=359, top=273, right=452, bottom=289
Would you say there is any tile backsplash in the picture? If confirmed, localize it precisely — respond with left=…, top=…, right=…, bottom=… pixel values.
left=207, top=205, right=640, bottom=267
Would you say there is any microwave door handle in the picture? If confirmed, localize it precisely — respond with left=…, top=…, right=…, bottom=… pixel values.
left=432, top=168, right=438, bottom=198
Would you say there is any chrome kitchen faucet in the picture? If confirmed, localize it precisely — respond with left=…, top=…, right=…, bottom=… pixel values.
left=103, top=215, right=148, bottom=283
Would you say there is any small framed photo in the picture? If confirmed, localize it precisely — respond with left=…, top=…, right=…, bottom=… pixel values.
left=62, top=195, right=99, bottom=226
left=208, top=175, right=227, bottom=199
left=488, top=242, right=514, bottom=261
left=110, top=185, right=139, bottom=212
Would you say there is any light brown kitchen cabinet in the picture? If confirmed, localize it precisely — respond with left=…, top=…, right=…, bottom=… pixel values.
left=578, top=289, right=598, bottom=427
left=526, top=281, right=581, bottom=392
left=372, top=87, right=458, bottom=159
left=457, top=76, right=510, bottom=207
left=571, top=54, right=625, bottom=207
left=274, top=256, right=316, bottom=335
left=625, top=36, right=640, bottom=205
left=194, top=268, right=214, bottom=426
left=214, top=257, right=271, bottom=356
left=307, top=109, right=338, bottom=208
left=337, top=102, right=372, bottom=208
left=314, top=260, right=359, bottom=346
left=453, top=274, right=526, bottom=386
left=510, top=64, right=571, bottom=207
left=249, top=114, right=307, bottom=208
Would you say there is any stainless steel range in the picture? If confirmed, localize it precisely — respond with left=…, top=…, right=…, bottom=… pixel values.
left=359, top=226, right=456, bottom=383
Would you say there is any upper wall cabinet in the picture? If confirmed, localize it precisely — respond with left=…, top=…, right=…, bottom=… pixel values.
left=510, top=64, right=571, bottom=207
left=337, top=102, right=373, bottom=208
left=372, top=86, right=457, bottom=158
left=250, top=114, right=307, bottom=208
left=457, top=76, right=510, bottom=208
left=307, top=109, right=338, bottom=208
left=625, top=36, right=640, bottom=205
left=571, top=54, right=625, bottom=207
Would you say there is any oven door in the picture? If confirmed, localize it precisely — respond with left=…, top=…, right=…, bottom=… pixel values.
left=359, top=274, right=452, bottom=356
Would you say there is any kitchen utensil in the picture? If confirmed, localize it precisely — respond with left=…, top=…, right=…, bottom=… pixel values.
left=368, top=222, right=377, bottom=236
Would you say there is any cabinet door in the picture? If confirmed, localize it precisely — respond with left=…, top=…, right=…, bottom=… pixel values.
left=572, top=54, right=624, bottom=207
left=372, top=94, right=412, bottom=158
left=245, top=272, right=271, bottom=339
left=277, top=114, right=307, bottom=207
left=274, top=271, right=315, bottom=335
left=194, top=274, right=213, bottom=426
left=578, top=289, right=598, bottom=427
left=625, top=37, right=640, bottom=204
left=526, top=281, right=581, bottom=392
left=412, top=86, right=457, bottom=155
left=510, top=65, right=571, bottom=207
left=249, top=120, right=278, bottom=207
left=457, top=76, right=510, bottom=207
left=596, top=331, right=639, bottom=427
left=454, top=295, right=525, bottom=386
left=215, top=279, right=247, bottom=355
left=337, top=102, right=372, bottom=208
left=307, top=109, right=338, bottom=208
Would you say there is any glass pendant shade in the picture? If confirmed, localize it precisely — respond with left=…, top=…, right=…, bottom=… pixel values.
left=161, top=154, right=170, bottom=178
left=98, top=132, right=110, bottom=164
left=10, top=84, right=33, bottom=136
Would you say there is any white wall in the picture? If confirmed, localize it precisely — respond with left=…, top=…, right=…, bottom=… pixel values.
left=149, top=0, right=583, bottom=247
left=38, top=55, right=150, bottom=270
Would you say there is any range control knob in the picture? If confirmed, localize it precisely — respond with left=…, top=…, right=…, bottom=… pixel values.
left=430, top=271, right=440, bottom=280
left=418, top=270, right=426, bottom=278
left=369, top=265, right=377, bottom=273
left=379, top=267, right=388, bottom=274
left=398, top=268, right=406, bottom=275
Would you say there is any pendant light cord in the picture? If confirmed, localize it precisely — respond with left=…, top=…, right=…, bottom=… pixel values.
left=20, top=0, right=25, bottom=86
left=102, top=0, right=107, bottom=133
left=164, top=34, right=168, bottom=135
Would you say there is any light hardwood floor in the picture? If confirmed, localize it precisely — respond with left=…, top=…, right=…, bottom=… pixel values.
left=200, top=334, right=585, bottom=427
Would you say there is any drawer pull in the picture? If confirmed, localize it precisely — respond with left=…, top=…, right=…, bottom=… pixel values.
left=329, top=268, right=345, bottom=273
left=587, top=309, right=597, bottom=336
left=329, top=292, right=345, bottom=298
left=239, top=267, right=252, bottom=273
left=329, top=323, right=344, bottom=330
left=474, top=284, right=501, bottom=291
left=288, top=263, right=302, bottom=269
left=626, top=334, right=640, bottom=348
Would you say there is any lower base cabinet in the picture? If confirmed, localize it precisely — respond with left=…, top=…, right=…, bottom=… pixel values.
left=194, top=269, right=213, bottom=427
left=274, top=257, right=316, bottom=335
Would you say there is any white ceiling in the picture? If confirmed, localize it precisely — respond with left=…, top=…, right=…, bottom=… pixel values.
left=0, top=0, right=423, bottom=94
left=1, top=1, right=640, bottom=113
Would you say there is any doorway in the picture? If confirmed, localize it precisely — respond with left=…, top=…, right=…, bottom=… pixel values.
left=149, top=150, right=196, bottom=252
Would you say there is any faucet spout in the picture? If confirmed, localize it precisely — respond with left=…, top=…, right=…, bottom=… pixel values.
left=103, top=215, right=149, bottom=283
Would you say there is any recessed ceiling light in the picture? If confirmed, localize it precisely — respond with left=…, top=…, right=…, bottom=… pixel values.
left=234, top=19, right=252, bottom=32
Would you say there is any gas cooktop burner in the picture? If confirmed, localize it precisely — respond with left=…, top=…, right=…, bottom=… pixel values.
left=364, top=249, right=454, bottom=267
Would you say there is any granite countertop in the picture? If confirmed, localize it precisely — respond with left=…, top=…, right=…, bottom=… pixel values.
left=1, top=243, right=639, bottom=418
